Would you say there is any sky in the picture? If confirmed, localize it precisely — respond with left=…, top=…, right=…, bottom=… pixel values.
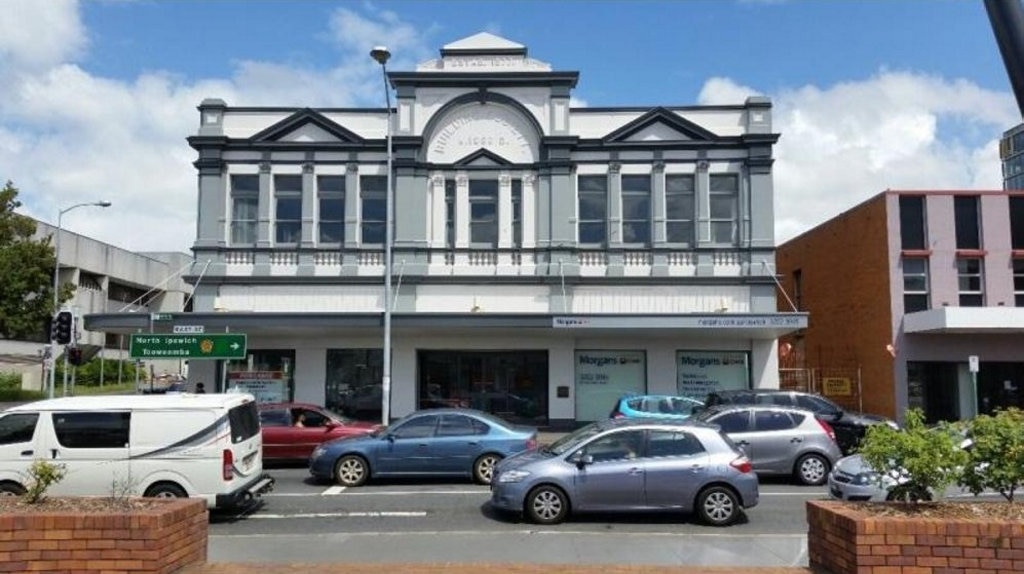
left=0, top=0, right=1020, bottom=253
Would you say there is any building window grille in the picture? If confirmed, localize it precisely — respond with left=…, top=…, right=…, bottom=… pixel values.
left=902, top=257, right=930, bottom=313
left=954, top=195, right=981, bottom=250
left=230, top=174, right=259, bottom=244
left=899, top=195, right=926, bottom=250
left=957, top=257, right=984, bottom=307
left=512, top=179, right=522, bottom=247
left=578, top=175, right=607, bottom=245
left=469, top=180, right=498, bottom=247
left=360, top=175, right=387, bottom=245
left=621, top=174, right=651, bottom=246
left=665, top=174, right=695, bottom=245
left=709, top=174, right=739, bottom=245
left=445, top=179, right=455, bottom=248
left=317, top=175, right=345, bottom=244
left=274, top=174, right=302, bottom=244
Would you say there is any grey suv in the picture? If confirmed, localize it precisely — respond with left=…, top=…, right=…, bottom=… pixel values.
left=490, top=418, right=758, bottom=526
left=692, top=404, right=842, bottom=485
left=702, top=389, right=898, bottom=455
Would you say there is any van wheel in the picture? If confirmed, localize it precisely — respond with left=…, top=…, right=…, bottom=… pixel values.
left=525, top=485, right=569, bottom=525
left=0, top=482, right=25, bottom=496
left=473, top=454, right=502, bottom=485
left=795, top=453, right=830, bottom=486
left=335, top=455, right=369, bottom=487
left=144, top=483, right=187, bottom=499
left=696, top=485, right=741, bottom=526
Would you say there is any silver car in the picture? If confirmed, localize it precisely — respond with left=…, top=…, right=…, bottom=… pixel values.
left=489, top=418, right=758, bottom=526
left=692, top=404, right=842, bottom=486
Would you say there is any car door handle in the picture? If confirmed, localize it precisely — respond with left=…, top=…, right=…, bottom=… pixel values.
left=690, top=464, right=705, bottom=472
left=50, top=449, right=58, bottom=459
left=627, top=467, right=643, bottom=476
left=736, top=440, right=749, bottom=446
left=790, top=437, right=803, bottom=443
left=418, top=443, right=429, bottom=448
left=19, top=450, right=32, bottom=456
left=467, top=442, right=479, bottom=446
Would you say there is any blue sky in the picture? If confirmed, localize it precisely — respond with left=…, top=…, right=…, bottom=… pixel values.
left=0, top=0, right=1019, bottom=252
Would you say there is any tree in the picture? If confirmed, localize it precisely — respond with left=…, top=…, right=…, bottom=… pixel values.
left=960, top=408, right=1024, bottom=503
left=0, top=180, right=71, bottom=340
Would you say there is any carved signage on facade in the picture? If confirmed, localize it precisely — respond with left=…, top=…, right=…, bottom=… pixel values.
left=427, top=106, right=537, bottom=164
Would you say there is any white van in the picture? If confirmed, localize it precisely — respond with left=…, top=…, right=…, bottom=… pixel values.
left=0, top=393, right=274, bottom=509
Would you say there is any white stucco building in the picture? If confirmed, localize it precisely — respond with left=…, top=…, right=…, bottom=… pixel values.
left=86, top=33, right=806, bottom=427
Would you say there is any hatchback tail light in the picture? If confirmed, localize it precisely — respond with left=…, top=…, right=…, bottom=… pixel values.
left=222, top=449, right=234, bottom=481
left=730, top=456, right=753, bottom=474
left=816, top=417, right=837, bottom=443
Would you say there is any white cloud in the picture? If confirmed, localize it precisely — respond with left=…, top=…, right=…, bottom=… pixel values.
left=0, top=0, right=86, bottom=74
left=700, top=73, right=1016, bottom=244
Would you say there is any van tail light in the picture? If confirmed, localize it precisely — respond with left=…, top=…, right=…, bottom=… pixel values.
left=730, top=456, right=753, bottom=474
left=222, top=449, right=234, bottom=481
left=526, top=434, right=538, bottom=450
left=816, top=417, right=837, bottom=443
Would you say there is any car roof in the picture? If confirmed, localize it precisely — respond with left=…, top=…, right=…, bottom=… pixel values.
left=259, top=402, right=322, bottom=410
left=591, top=417, right=719, bottom=432
left=621, top=394, right=702, bottom=401
left=698, top=403, right=814, bottom=416
left=5, top=393, right=254, bottom=412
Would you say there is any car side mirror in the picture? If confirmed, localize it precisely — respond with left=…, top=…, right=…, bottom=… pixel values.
left=325, top=421, right=339, bottom=430
left=572, top=453, right=594, bottom=468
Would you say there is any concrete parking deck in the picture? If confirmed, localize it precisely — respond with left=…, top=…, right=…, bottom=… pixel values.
left=184, top=564, right=812, bottom=574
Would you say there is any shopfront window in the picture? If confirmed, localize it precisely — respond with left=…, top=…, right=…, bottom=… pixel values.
left=418, top=351, right=548, bottom=426
left=575, top=350, right=646, bottom=422
left=223, top=349, right=295, bottom=403
left=326, top=349, right=383, bottom=420
left=676, top=351, right=750, bottom=401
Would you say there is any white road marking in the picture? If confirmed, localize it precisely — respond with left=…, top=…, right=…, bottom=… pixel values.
left=213, top=530, right=806, bottom=538
left=265, top=489, right=822, bottom=498
left=320, top=485, right=346, bottom=496
left=247, top=511, right=428, bottom=519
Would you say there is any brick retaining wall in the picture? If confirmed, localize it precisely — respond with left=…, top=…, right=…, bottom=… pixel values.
left=807, top=500, right=1024, bottom=574
left=0, top=497, right=207, bottom=573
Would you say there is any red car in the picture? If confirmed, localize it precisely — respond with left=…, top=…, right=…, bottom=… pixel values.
left=258, top=402, right=381, bottom=462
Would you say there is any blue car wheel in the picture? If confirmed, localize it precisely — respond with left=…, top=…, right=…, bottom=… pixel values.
left=335, top=454, right=369, bottom=487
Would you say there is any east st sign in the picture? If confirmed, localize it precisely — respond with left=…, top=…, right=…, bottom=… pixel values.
left=128, top=334, right=247, bottom=360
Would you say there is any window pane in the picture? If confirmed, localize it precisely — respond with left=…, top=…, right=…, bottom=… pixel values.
left=904, top=276, right=927, bottom=291
left=903, top=258, right=926, bottom=274
left=0, top=413, right=38, bottom=445
left=710, top=196, right=736, bottom=219
left=318, top=175, right=345, bottom=193
left=904, top=294, right=929, bottom=313
left=957, top=258, right=981, bottom=274
left=392, top=415, right=438, bottom=439
left=52, top=412, right=130, bottom=449
left=469, top=180, right=498, bottom=198
left=666, top=174, right=695, bottom=193
left=231, top=174, right=259, bottom=193
left=622, top=196, right=650, bottom=219
left=471, top=222, right=497, bottom=245
left=579, top=195, right=607, bottom=220
left=274, top=174, right=302, bottom=193
left=1011, top=197, right=1024, bottom=250
left=710, top=174, right=738, bottom=192
left=899, top=195, right=926, bottom=250
left=320, top=222, right=344, bottom=243
left=622, top=222, right=650, bottom=244
left=621, top=175, right=651, bottom=192
left=276, top=223, right=300, bottom=243
left=233, top=197, right=258, bottom=220
left=363, top=198, right=386, bottom=220
left=362, top=223, right=384, bottom=244
left=954, top=196, right=981, bottom=250
left=471, top=202, right=496, bottom=220
left=666, top=193, right=694, bottom=219
left=710, top=221, right=736, bottom=244
left=277, top=197, right=301, bottom=220
left=666, top=222, right=693, bottom=244
left=754, top=410, right=795, bottom=431
left=712, top=411, right=750, bottom=433
left=578, top=175, right=607, bottom=193
left=361, top=175, right=387, bottom=193
left=320, top=197, right=344, bottom=220
left=579, top=222, right=606, bottom=244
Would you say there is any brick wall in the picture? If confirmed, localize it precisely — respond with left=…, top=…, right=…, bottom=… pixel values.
left=807, top=500, right=1024, bottom=574
left=0, top=497, right=207, bottom=573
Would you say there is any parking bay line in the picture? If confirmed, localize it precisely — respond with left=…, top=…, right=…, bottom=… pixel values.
left=267, top=489, right=822, bottom=497
left=247, top=511, right=428, bottom=519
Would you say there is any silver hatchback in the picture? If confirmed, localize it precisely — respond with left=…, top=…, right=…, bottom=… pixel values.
left=490, top=418, right=758, bottom=526
left=691, top=404, right=842, bottom=486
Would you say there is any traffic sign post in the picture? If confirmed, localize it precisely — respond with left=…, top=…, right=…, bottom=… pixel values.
left=969, top=354, right=979, bottom=418
left=129, top=334, right=247, bottom=360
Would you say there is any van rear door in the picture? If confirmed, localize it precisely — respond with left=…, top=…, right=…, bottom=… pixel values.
left=225, top=401, right=262, bottom=486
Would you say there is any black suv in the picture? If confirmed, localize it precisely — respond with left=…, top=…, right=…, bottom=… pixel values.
left=702, top=389, right=898, bottom=455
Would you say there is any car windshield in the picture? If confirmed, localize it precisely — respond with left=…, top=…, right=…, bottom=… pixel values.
left=545, top=423, right=603, bottom=456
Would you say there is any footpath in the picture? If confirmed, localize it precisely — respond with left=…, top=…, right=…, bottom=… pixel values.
left=184, top=564, right=811, bottom=574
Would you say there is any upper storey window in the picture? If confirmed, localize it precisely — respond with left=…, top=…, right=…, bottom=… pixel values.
left=621, top=175, right=651, bottom=246
left=954, top=195, right=981, bottom=250
left=469, top=180, right=498, bottom=247
left=230, top=174, right=259, bottom=244
left=665, top=174, right=695, bottom=245
left=899, top=195, right=926, bottom=250
left=361, top=175, right=387, bottom=245
left=274, top=175, right=302, bottom=244
left=318, top=175, right=345, bottom=244
left=709, top=174, right=739, bottom=245
left=1010, top=196, right=1024, bottom=250
left=578, top=175, right=607, bottom=245
left=512, top=179, right=523, bottom=248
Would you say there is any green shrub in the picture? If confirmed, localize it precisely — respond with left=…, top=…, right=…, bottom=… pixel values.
left=0, top=388, right=45, bottom=402
left=24, top=459, right=66, bottom=504
left=960, top=408, right=1024, bottom=503
left=54, top=357, right=140, bottom=387
left=858, top=408, right=968, bottom=503
left=0, top=372, right=21, bottom=390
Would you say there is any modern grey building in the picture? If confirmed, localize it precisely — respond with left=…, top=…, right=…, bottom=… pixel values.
left=86, top=33, right=806, bottom=427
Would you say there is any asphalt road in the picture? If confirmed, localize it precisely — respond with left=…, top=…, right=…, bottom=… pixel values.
left=206, top=464, right=823, bottom=567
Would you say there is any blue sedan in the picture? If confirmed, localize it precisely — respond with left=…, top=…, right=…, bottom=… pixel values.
left=309, top=408, right=538, bottom=486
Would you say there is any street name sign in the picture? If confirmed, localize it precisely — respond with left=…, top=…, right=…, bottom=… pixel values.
left=129, top=334, right=247, bottom=360
left=172, top=325, right=205, bottom=334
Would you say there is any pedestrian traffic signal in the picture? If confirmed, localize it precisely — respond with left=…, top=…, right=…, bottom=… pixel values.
left=67, top=347, right=84, bottom=366
left=54, top=311, right=73, bottom=345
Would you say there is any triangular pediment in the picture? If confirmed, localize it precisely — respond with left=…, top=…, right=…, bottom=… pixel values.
left=442, top=32, right=526, bottom=55
left=250, top=109, right=364, bottom=144
left=452, top=148, right=514, bottom=167
left=603, top=108, right=718, bottom=143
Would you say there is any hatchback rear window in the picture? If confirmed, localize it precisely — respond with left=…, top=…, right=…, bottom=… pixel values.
left=228, top=402, right=260, bottom=444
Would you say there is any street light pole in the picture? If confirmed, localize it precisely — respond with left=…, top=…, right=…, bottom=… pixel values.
left=49, top=200, right=112, bottom=399
left=371, top=45, right=394, bottom=425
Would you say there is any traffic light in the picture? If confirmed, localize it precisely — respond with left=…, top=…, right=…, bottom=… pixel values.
left=54, top=311, right=73, bottom=345
left=67, top=347, right=84, bottom=366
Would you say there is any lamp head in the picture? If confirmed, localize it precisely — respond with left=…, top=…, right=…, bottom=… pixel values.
left=370, top=46, right=391, bottom=66
left=96, top=201, right=112, bottom=208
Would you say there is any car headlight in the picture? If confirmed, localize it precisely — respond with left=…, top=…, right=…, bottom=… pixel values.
left=854, top=472, right=879, bottom=486
left=497, top=470, right=531, bottom=483
left=885, top=421, right=900, bottom=430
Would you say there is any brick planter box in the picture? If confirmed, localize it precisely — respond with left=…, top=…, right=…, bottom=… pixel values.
left=0, top=497, right=208, bottom=574
left=807, top=499, right=1024, bottom=574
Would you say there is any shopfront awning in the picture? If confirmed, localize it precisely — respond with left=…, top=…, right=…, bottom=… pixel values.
left=904, top=307, right=1024, bottom=334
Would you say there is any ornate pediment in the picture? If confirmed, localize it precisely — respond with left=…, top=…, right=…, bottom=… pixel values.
left=250, top=109, right=365, bottom=144
left=452, top=148, right=514, bottom=167
left=602, top=108, right=718, bottom=143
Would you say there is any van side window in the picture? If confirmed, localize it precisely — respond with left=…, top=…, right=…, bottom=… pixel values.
left=53, top=412, right=130, bottom=448
left=0, top=413, right=39, bottom=445
left=228, top=402, right=260, bottom=444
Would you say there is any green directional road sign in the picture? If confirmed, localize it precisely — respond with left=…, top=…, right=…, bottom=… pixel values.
left=129, top=334, right=247, bottom=360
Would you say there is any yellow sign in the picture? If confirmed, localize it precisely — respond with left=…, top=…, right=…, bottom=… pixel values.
left=822, top=377, right=852, bottom=396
